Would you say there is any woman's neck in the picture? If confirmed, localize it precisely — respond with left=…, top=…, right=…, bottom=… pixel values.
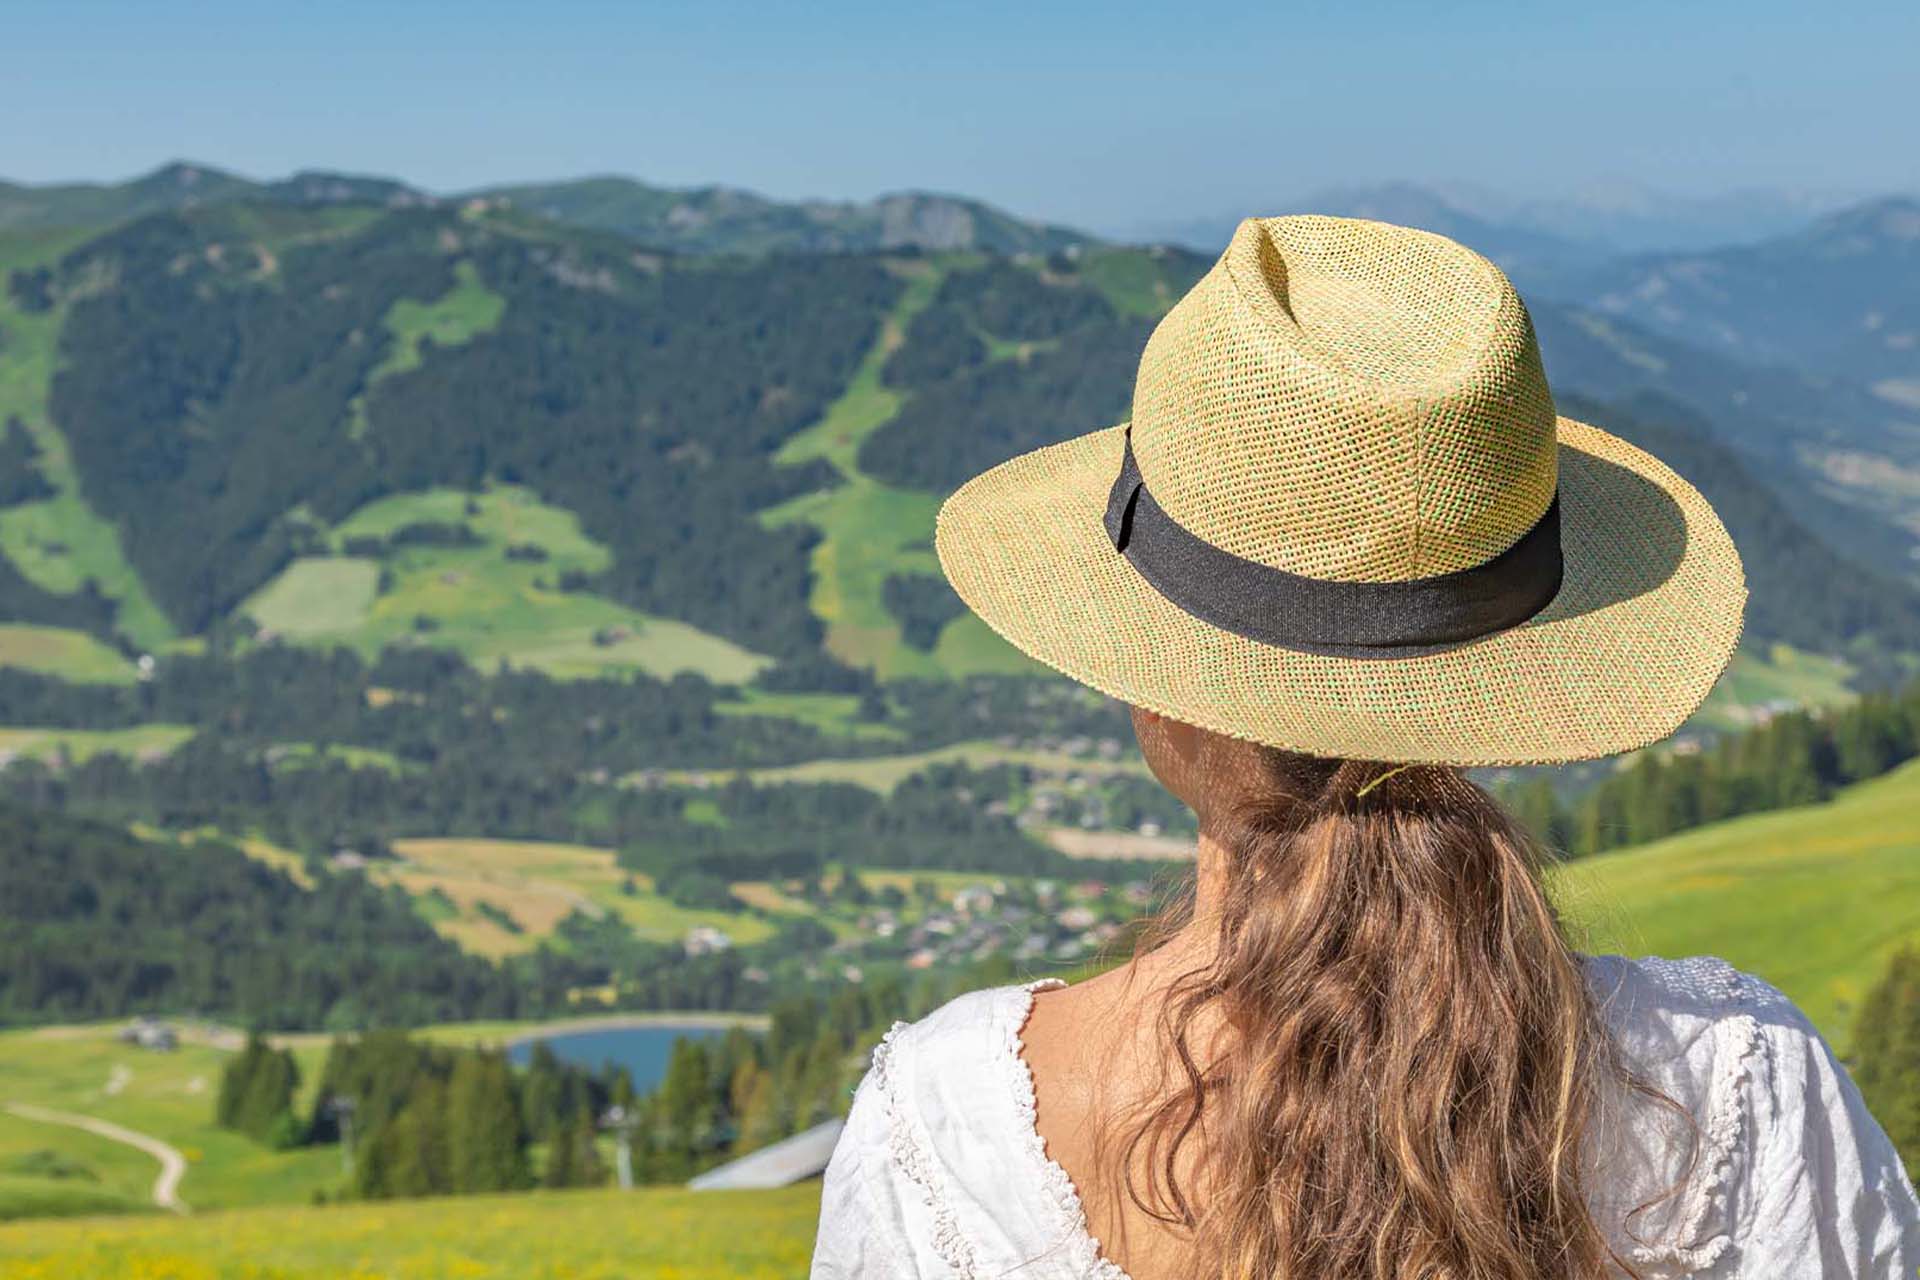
left=1125, top=826, right=1235, bottom=989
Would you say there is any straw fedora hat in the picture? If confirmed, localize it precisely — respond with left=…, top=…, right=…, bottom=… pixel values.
left=934, top=215, right=1746, bottom=766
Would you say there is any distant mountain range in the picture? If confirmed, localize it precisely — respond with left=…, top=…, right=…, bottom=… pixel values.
left=1136, top=183, right=1608, bottom=288
left=1116, top=182, right=1920, bottom=575
left=1128, top=180, right=1872, bottom=257
left=470, top=177, right=1093, bottom=256
left=1430, top=180, right=1872, bottom=254
left=1136, top=185, right=1920, bottom=393
left=1, top=163, right=1915, bottom=680
left=1568, top=197, right=1920, bottom=389
left=0, top=162, right=1095, bottom=257
left=0, top=162, right=434, bottom=231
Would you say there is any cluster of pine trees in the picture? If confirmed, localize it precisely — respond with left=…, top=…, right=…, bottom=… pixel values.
left=0, top=803, right=539, bottom=1029
left=625, top=961, right=1013, bottom=1184
left=213, top=961, right=1014, bottom=1202
left=215, top=1034, right=302, bottom=1148
left=224, top=1029, right=631, bottom=1199
left=1500, top=675, right=1920, bottom=858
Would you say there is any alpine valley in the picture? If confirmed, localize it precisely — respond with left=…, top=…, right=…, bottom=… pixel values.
left=1, top=163, right=1918, bottom=1248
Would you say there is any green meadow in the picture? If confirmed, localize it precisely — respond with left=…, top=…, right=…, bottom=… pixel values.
left=0, top=625, right=135, bottom=685
left=709, top=688, right=904, bottom=741
left=649, top=737, right=1152, bottom=793
left=345, top=259, right=507, bottom=439
left=0, top=228, right=176, bottom=651
left=0, top=1183, right=820, bottom=1279
left=761, top=261, right=1038, bottom=681
left=1692, top=642, right=1858, bottom=733
left=1073, top=245, right=1207, bottom=317
left=373, top=837, right=778, bottom=958
left=0, top=725, right=195, bottom=766
left=238, top=485, right=768, bottom=684
left=0, top=767, right=1911, bottom=1263
left=1553, top=757, right=1920, bottom=1040
left=0, top=1025, right=341, bottom=1221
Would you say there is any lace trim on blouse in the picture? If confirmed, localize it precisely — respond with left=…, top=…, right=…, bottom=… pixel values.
left=869, top=960, right=1763, bottom=1279
left=870, top=1016, right=980, bottom=1277
left=1000, top=978, right=1132, bottom=1280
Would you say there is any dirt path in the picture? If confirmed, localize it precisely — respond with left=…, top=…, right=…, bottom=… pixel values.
left=5, top=1102, right=189, bottom=1213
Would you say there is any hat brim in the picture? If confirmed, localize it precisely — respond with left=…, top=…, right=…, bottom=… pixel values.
left=934, top=417, right=1745, bottom=767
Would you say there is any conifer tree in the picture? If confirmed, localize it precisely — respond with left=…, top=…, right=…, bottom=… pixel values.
left=447, top=1050, right=529, bottom=1193
left=217, top=1032, right=301, bottom=1147
left=544, top=1107, right=606, bottom=1189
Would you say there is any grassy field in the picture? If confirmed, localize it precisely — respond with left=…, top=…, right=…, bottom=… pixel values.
left=0, top=1183, right=820, bottom=1279
left=371, top=261, right=506, bottom=382
left=761, top=261, right=1038, bottom=681
left=1553, top=757, right=1920, bottom=1042
left=0, top=1004, right=777, bottom=1232
left=243, top=558, right=382, bottom=637
left=0, top=227, right=177, bottom=651
left=0, top=725, right=194, bottom=765
left=647, top=737, right=1151, bottom=793
left=378, top=837, right=777, bottom=957
left=1073, top=244, right=1206, bottom=317
left=0, top=1025, right=340, bottom=1222
left=0, top=765, right=1909, bottom=1262
left=710, top=689, right=905, bottom=742
left=238, top=486, right=768, bottom=683
left=0, top=625, right=135, bottom=684
left=1691, top=642, right=1858, bottom=733
left=345, top=260, right=507, bottom=440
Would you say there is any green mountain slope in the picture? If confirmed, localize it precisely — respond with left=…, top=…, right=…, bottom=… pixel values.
left=18, top=203, right=897, bottom=657
left=2, top=202, right=1914, bottom=692
left=1554, top=758, right=1920, bottom=1041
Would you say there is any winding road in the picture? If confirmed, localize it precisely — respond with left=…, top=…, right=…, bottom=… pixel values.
left=5, top=1101, right=189, bottom=1213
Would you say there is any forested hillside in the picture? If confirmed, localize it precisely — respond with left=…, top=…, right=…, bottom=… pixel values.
left=0, top=802, right=538, bottom=1027
left=22, top=204, right=895, bottom=655
left=4, top=192, right=1914, bottom=677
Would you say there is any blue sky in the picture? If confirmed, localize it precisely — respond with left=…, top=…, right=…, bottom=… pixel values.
left=4, top=0, right=1916, bottom=232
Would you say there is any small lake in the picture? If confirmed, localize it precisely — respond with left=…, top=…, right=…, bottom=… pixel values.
left=506, top=1023, right=736, bottom=1091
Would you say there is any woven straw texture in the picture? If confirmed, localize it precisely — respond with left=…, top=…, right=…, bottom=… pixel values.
left=935, top=216, right=1746, bottom=766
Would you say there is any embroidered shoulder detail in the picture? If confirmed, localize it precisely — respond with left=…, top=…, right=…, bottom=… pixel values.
left=999, top=979, right=1131, bottom=1280
left=1620, top=957, right=1767, bottom=1272
left=872, top=1017, right=980, bottom=1278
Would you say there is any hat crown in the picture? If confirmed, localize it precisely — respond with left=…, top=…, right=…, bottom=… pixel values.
left=1129, top=216, right=1558, bottom=583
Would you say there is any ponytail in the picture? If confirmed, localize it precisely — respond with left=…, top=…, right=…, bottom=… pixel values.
left=1103, top=752, right=1695, bottom=1280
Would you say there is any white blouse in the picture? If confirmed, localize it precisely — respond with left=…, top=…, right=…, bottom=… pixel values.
left=810, top=954, right=1920, bottom=1278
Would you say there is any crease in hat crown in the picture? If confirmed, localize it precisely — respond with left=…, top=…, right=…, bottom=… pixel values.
left=1127, top=215, right=1561, bottom=584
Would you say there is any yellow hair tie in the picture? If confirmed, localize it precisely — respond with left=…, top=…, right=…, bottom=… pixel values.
left=1354, top=763, right=1414, bottom=798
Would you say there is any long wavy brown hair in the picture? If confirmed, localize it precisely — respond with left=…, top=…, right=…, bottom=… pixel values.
left=1099, top=744, right=1698, bottom=1280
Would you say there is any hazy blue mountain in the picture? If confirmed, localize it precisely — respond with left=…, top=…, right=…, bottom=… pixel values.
left=1130, top=183, right=1607, bottom=295
left=1433, top=180, right=1863, bottom=254
left=1569, top=197, right=1920, bottom=390
left=464, top=177, right=1095, bottom=256
left=1530, top=298, right=1920, bottom=579
left=1125, top=181, right=1865, bottom=260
